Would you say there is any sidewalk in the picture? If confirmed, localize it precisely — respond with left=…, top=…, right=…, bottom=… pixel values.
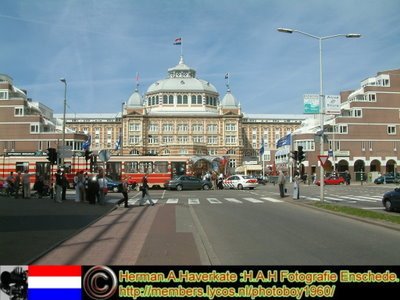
left=0, top=194, right=114, bottom=265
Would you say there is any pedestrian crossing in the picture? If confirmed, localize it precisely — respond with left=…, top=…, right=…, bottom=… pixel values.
left=304, top=194, right=382, bottom=204
left=111, top=196, right=285, bottom=206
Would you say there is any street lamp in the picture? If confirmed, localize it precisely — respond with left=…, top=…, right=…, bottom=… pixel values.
left=60, top=78, right=67, bottom=167
left=277, top=27, right=361, bottom=202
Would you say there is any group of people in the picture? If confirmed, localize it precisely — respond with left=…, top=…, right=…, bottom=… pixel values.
left=63, top=168, right=109, bottom=205
left=202, top=171, right=224, bottom=190
left=5, top=170, right=36, bottom=199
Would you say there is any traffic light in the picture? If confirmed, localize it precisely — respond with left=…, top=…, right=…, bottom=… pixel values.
left=46, top=148, right=57, bottom=165
left=298, top=146, right=305, bottom=162
left=290, top=151, right=298, bottom=161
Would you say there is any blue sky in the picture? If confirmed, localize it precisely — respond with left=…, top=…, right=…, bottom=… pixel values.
left=1, top=0, right=399, bottom=115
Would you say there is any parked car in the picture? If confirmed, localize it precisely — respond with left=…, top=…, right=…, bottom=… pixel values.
left=165, top=175, right=211, bottom=191
left=105, top=177, right=123, bottom=192
left=374, top=174, right=400, bottom=184
left=382, top=188, right=400, bottom=212
left=223, top=175, right=258, bottom=190
left=315, top=176, right=345, bottom=186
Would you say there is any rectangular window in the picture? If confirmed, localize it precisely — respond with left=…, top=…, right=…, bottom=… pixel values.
left=148, top=135, right=158, bottom=144
left=193, top=136, right=203, bottom=143
left=30, top=124, right=40, bottom=133
left=148, top=124, right=159, bottom=132
left=163, top=124, right=174, bottom=132
left=162, top=136, right=174, bottom=143
left=387, top=125, right=396, bottom=135
left=154, top=161, right=168, bottom=173
left=139, top=162, right=153, bottom=173
left=0, top=90, right=8, bottom=100
left=15, top=107, right=24, bottom=116
left=177, top=124, right=188, bottom=132
left=129, top=123, right=141, bottom=131
left=177, top=136, right=189, bottom=143
left=207, top=124, right=218, bottom=133
left=225, top=136, right=236, bottom=144
left=192, top=124, right=203, bottom=132
left=225, top=123, right=237, bottom=131
left=208, top=136, right=217, bottom=144
left=229, top=159, right=236, bottom=168
left=128, top=136, right=140, bottom=144
left=369, top=141, right=373, bottom=151
left=338, top=125, right=348, bottom=134
left=361, top=141, right=366, bottom=151
left=125, top=162, right=138, bottom=173
left=353, top=109, right=362, bottom=117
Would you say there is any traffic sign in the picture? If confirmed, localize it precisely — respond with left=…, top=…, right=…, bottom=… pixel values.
left=98, top=149, right=110, bottom=162
left=318, top=155, right=329, bottom=167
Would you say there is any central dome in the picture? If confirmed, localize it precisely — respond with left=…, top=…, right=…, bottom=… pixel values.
left=144, top=57, right=219, bottom=115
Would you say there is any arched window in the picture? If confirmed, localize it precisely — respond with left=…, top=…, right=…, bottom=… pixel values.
left=168, top=95, right=174, bottom=104
left=197, top=95, right=202, bottom=104
left=191, top=95, right=196, bottom=104
left=183, top=95, right=188, bottom=104
left=163, top=95, right=168, bottom=104
left=177, top=95, right=183, bottom=104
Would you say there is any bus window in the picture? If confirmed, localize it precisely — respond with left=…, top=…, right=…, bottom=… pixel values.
left=125, top=162, right=138, bottom=173
left=16, top=162, right=29, bottom=173
left=139, top=162, right=153, bottom=173
left=154, top=161, right=168, bottom=173
left=171, top=162, right=186, bottom=177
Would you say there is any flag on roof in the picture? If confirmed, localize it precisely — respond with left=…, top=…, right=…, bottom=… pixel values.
left=82, top=135, right=91, bottom=150
left=173, top=37, right=182, bottom=45
left=276, top=133, right=291, bottom=148
left=28, top=265, right=81, bottom=300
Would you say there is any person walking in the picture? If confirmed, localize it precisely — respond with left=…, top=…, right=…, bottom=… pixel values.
left=139, top=175, right=154, bottom=206
left=97, top=169, right=108, bottom=205
left=6, top=172, right=14, bottom=196
left=61, top=172, right=68, bottom=200
left=278, top=170, right=286, bottom=198
left=35, top=175, right=45, bottom=198
left=22, top=170, right=31, bottom=198
left=55, top=169, right=63, bottom=203
left=117, top=178, right=129, bottom=208
left=293, top=172, right=300, bottom=200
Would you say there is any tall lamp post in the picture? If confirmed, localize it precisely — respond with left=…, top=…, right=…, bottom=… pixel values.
left=60, top=78, right=67, bottom=167
left=277, top=28, right=361, bottom=202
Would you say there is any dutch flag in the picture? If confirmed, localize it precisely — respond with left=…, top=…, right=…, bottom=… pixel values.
left=28, top=265, right=81, bottom=300
left=173, top=37, right=182, bottom=45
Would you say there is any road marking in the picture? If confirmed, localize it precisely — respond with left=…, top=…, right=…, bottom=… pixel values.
left=166, top=198, right=179, bottom=204
left=361, top=207, right=384, bottom=210
left=189, top=198, right=200, bottom=205
left=340, top=196, right=377, bottom=203
left=324, top=196, right=357, bottom=203
left=207, top=198, right=222, bottom=204
left=224, top=198, right=243, bottom=203
left=305, top=197, right=320, bottom=201
left=260, top=197, right=283, bottom=203
left=243, top=197, right=263, bottom=203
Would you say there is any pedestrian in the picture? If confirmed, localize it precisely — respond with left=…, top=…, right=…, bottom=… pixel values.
left=139, top=174, right=154, bottom=206
left=277, top=170, right=286, bottom=198
left=293, top=172, right=300, bottom=200
left=87, top=175, right=99, bottom=205
left=14, top=171, right=21, bottom=199
left=73, top=172, right=81, bottom=202
left=211, top=172, right=217, bottom=190
left=345, top=170, right=351, bottom=185
left=97, top=168, right=108, bottom=205
left=61, top=172, right=68, bottom=200
left=55, top=169, right=63, bottom=203
left=217, top=173, right=224, bottom=190
left=117, top=178, right=129, bottom=208
left=35, top=175, right=45, bottom=198
left=6, top=172, right=14, bottom=196
left=22, top=170, right=31, bottom=198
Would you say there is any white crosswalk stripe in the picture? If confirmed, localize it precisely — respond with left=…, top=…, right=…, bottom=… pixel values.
left=166, top=198, right=179, bottom=204
left=207, top=198, right=222, bottom=204
left=189, top=198, right=200, bottom=205
left=260, top=197, right=284, bottom=203
left=224, top=198, right=243, bottom=203
left=242, top=197, right=264, bottom=203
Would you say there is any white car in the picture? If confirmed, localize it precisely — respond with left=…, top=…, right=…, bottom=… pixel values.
left=223, top=175, right=258, bottom=190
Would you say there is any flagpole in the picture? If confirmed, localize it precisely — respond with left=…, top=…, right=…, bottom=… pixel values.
left=181, top=38, right=183, bottom=57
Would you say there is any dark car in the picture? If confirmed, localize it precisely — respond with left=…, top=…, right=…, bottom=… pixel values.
left=374, top=174, right=400, bottom=184
left=382, top=188, right=400, bottom=212
left=105, top=177, right=123, bottom=192
left=165, top=175, right=211, bottom=191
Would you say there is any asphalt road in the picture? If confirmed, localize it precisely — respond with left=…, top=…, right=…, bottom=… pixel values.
left=26, top=185, right=400, bottom=265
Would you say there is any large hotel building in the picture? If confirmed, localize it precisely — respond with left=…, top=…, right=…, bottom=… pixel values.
left=1, top=56, right=399, bottom=182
